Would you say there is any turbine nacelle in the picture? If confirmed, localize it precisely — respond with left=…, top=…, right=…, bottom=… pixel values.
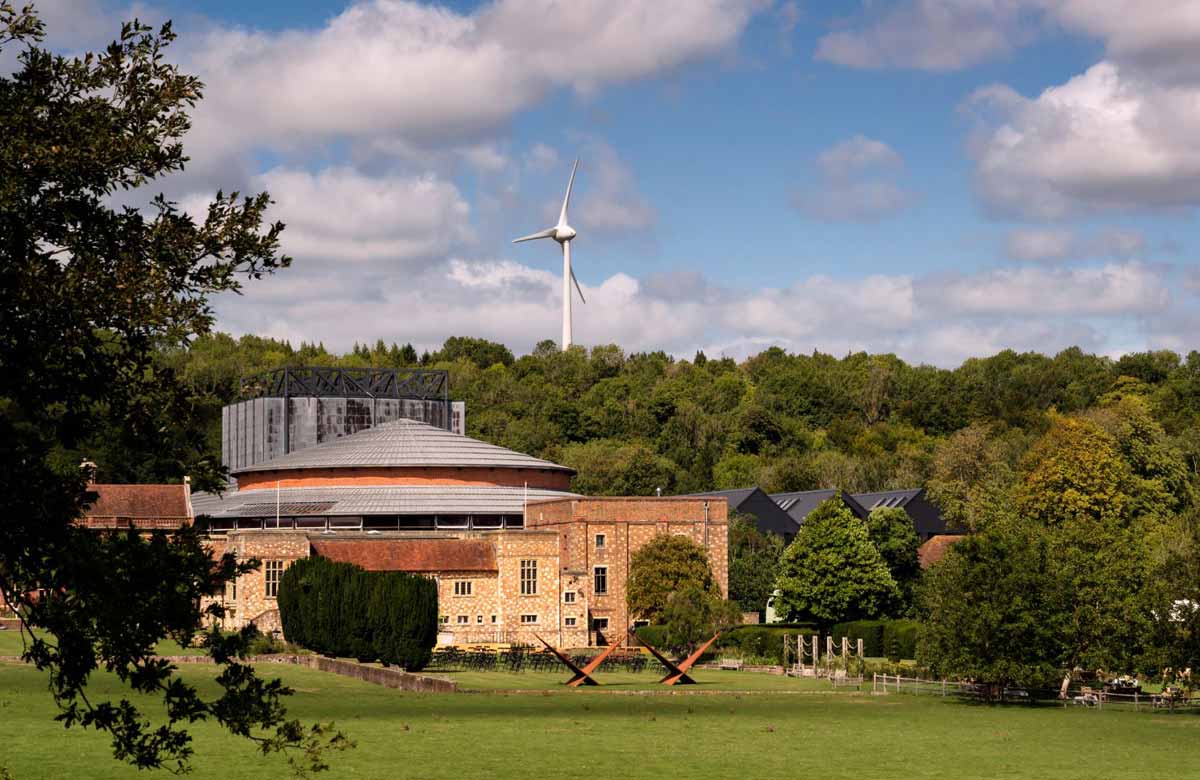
left=554, top=224, right=576, bottom=242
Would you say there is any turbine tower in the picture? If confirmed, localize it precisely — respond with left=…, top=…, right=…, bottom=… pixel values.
left=513, top=158, right=585, bottom=350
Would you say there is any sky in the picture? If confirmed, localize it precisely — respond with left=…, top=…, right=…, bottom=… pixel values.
left=15, top=0, right=1200, bottom=366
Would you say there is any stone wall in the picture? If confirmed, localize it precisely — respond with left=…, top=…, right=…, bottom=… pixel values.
left=525, top=497, right=729, bottom=645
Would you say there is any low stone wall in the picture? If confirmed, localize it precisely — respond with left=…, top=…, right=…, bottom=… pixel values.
left=118, top=654, right=457, bottom=693
left=299, top=656, right=456, bottom=693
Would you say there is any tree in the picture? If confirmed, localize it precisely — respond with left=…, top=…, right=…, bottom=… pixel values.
left=866, top=507, right=920, bottom=615
left=774, top=497, right=897, bottom=627
left=926, top=422, right=1017, bottom=531
left=661, top=585, right=741, bottom=654
left=627, top=535, right=719, bottom=623
left=0, top=7, right=346, bottom=772
left=918, top=519, right=1066, bottom=694
left=434, top=336, right=515, bottom=368
left=727, top=515, right=784, bottom=615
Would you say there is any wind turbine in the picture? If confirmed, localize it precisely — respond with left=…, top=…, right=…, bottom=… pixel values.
left=513, top=158, right=585, bottom=351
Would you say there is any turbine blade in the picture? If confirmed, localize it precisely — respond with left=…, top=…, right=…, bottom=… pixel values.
left=512, top=227, right=556, bottom=243
left=558, top=158, right=579, bottom=227
left=571, top=267, right=586, bottom=304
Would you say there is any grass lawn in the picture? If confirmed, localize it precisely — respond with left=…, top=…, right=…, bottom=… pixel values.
left=2, top=661, right=1199, bottom=780
left=0, top=626, right=208, bottom=658
left=431, top=667, right=836, bottom=691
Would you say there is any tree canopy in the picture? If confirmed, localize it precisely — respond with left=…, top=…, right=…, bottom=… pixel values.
left=0, top=6, right=345, bottom=773
left=774, top=497, right=897, bottom=627
left=626, top=535, right=719, bottom=624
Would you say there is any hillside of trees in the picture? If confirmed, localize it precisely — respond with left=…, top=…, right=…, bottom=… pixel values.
left=78, top=334, right=1200, bottom=500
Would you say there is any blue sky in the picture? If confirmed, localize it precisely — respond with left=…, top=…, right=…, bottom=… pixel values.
left=22, top=1, right=1200, bottom=365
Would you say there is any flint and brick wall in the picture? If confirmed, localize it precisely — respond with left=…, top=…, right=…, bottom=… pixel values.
left=525, top=498, right=729, bottom=645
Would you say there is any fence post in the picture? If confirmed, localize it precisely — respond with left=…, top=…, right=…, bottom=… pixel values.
left=842, top=636, right=849, bottom=658
left=857, top=638, right=864, bottom=658
left=827, top=635, right=833, bottom=659
left=942, top=679, right=946, bottom=697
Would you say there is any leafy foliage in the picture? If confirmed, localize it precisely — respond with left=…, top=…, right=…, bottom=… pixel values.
left=626, top=535, right=719, bottom=623
left=866, top=507, right=920, bottom=614
left=278, top=557, right=438, bottom=670
left=0, top=5, right=348, bottom=773
left=661, top=585, right=741, bottom=655
left=774, top=497, right=897, bottom=627
left=727, top=515, right=785, bottom=615
left=918, top=519, right=1065, bottom=690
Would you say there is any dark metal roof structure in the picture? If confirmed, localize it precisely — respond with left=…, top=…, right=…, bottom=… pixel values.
left=771, top=489, right=870, bottom=525
left=229, top=418, right=574, bottom=476
left=681, top=487, right=797, bottom=537
left=239, top=366, right=448, bottom=402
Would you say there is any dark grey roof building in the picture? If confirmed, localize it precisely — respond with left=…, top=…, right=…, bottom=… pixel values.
left=689, top=485, right=958, bottom=542
left=852, top=488, right=951, bottom=541
left=681, top=487, right=796, bottom=537
left=772, top=489, right=869, bottom=529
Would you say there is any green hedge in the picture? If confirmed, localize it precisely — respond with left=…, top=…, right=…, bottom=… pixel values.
left=634, top=623, right=817, bottom=665
left=278, top=556, right=438, bottom=670
left=829, top=620, right=887, bottom=657
left=825, top=620, right=922, bottom=660
left=883, top=620, right=920, bottom=662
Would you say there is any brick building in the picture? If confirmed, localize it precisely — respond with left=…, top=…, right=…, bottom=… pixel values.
left=190, top=418, right=727, bottom=648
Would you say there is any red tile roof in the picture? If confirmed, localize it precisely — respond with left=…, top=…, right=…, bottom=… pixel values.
left=79, top=484, right=192, bottom=529
left=918, top=534, right=965, bottom=569
left=310, top=538, right=497, bottom=573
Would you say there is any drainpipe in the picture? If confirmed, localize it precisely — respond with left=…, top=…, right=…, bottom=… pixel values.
left=703, top=500, right=709, bottom=548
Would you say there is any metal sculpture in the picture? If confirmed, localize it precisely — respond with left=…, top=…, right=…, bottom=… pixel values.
left=629, top=628, right=722, bottom=685
left=533, top=633, right=625, bottom=687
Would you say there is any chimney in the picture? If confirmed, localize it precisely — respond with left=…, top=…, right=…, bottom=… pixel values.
left=80, top=460, right=97, bottom=484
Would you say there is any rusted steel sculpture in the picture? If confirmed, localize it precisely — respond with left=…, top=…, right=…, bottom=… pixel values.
left=533, top=633, right=625, bottom=687
left=629, top=628, right=722, bottom=685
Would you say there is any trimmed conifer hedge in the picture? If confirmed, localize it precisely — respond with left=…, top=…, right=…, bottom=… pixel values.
left=277, top=556, right=438, bottom=670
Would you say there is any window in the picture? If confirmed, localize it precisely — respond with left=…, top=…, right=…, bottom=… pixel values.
left=456, top=615, right=469, bottom=625
left=565, top=617, right=577, bottom=627
left=595, top=533, right=606, bottom=549
left=490, top=615, right=497, bottom=624
left=593, top=566, right=608, bottom=595
left=591, top=617, right=609, bottom=630
left=563, top=591, right=576, bottom=604
left=520, top=559, right=537, bottom=595
left=439, top=615, right=449, bottom=625
left=226, top=577, right=237, bottom=602
left=520, top=614, right=538, bottom=625
left=264, top=560, right=283, bottom=598
left=476, top=615, right=484, bottom=624
left=453, top=580, right=473, bottom=597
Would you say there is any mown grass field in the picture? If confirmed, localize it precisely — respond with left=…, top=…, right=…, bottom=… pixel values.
left=3, top=653, right=1199, bottom=780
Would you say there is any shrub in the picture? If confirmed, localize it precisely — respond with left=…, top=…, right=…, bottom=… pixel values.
left=278, top=556, right=438, bottom=670
left=883, top=620, right=920, bottom=661
left=829, top=620, right=887, bottom=657
left=632, top=624, right=818, bottom=665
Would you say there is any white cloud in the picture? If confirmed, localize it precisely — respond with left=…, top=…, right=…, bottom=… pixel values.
left=966, top=61, right=1200, bottom=218
left=1004, top=227, right=1148, bottom=262
left=180, top=0, right=765, bottom=170
left=794, top=136, right=917, bottom=221
left=1005, top=228, right=1076, bottom=262
left=253, top=166, right=472, bottom=266
left=572, top=141, right=657, bottom=233
left=213, top=254, right=1180, bottom=368
left=815, top=0, right=1031, bottom=71
left=920, top=261, right=1169, bottom=315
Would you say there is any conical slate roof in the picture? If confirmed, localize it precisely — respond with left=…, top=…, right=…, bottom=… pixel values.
left=230, top=418, right=574, bottom=475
